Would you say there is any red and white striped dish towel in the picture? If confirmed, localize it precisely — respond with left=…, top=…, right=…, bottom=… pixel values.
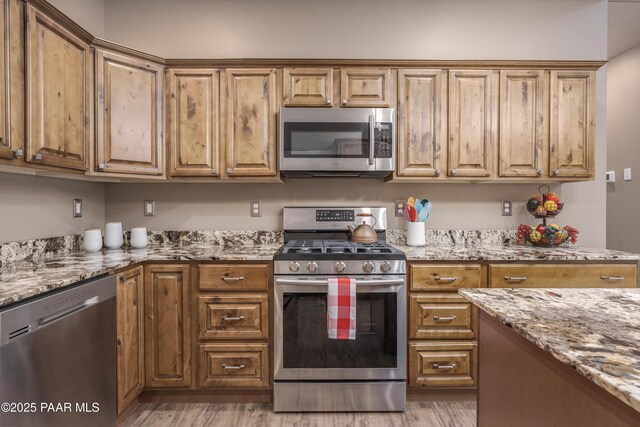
left=327, top=277, right=356, bottom=340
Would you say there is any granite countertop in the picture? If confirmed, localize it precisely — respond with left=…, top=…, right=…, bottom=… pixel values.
left=390, top=243, right=640, bottom=262
left=0, top=243, right=280, bottom=308
left=459, top=288, right=640, bottom=414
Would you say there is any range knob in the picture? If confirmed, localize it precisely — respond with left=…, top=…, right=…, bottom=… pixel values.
left=334, top=261, right=346, bottom=273
left=362, top=261, right=375, bottom=273
left=288, top=261, right=300, bottom=272
left=380, top=261, right=392, bottom=273
left=306, top=261, right=318, bottom=273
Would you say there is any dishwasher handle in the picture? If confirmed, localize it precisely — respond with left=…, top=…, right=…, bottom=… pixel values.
left=39, top=296, right=100, bottom=326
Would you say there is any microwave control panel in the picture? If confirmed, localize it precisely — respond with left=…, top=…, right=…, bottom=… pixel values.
left=374, top=123, right=393, bottom=158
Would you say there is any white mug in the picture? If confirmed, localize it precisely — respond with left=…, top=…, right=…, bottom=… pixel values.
left=83, top=229, right=103, bottom=252
left=406, top=222, right=426, bottom=246
left=130, top=227, right=148, bottom=249
left=104, top=222, right=124, bottom=249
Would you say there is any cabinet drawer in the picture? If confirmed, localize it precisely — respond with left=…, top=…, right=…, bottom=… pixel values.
left=199, top=264, right=269, bottom=291
left=198, top=294, right=269, bottom=340
left=489, top=264, right=637, bottom=288
left=198, top=343, right=269, bottom=388
left=410, top=264, right=482, bottom=291
left=409, top=293, right=475, bottom=339
left=409, top=341, right=477, bottom=388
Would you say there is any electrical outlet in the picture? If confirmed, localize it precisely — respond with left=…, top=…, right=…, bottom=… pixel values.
left=144, top=200, right=155, bottom=217
left=501, top=200, right=512, bottom=216
left=624, top=168, right=632, bottom=181
left=606, top=171, right=616, bottom=184
left=394, top=200, right=405, bottom=217
left=250, top=200, right=262, bottom=217
left=73, top=199, right=82, bottom=218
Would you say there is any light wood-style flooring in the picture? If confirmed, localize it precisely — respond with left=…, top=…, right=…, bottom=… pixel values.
left=123, top=402, right=476, bottom=427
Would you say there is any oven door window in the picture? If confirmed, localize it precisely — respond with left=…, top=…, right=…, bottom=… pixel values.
left=283, top=122, right=369, bottom=158
left=282, top=292, right=397, bottom=369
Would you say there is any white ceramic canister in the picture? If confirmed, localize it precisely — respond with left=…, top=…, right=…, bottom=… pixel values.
left=83, top=229, right=103, bottom=252
left=104, top=222, right=124, bottom=249
left=130, top=227, right=148, bottom=249
left=406, top=222, right=426, bottom=246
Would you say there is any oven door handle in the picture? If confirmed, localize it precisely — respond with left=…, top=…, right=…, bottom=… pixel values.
left=275, top=277, right=405, bottom=286
left=368, top=113, right=375, bottom=166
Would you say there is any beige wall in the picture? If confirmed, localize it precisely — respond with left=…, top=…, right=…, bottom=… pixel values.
left=103, top=0, right=606, bottom=60
left=0, top=173, right=105, bottom=243
left=607, top=44, right=640, bottom=254
left=49, top=0, right=104, bottom=37
left=102, top=0, right=608, bottom=248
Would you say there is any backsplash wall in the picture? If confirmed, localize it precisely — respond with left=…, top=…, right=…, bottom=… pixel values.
left=105, top=180, right=604, bottom=248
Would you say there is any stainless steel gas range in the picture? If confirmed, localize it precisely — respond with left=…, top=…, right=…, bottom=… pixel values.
left=273, top=207, right=406, bottom=412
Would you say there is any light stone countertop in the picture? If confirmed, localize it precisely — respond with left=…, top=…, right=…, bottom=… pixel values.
left=459, top=287, right=640, bottom=414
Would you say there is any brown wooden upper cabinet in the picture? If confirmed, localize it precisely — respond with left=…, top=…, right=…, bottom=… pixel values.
left=550, top=71, right=595, bottom=178
left=499, top=70, right=548, bottom=177
left=283, top=68, right=333, bottom=107
left=224, top=68, right=278, bottom=177
left=116, top=266, right=145, bottom=414
left=168, top=69, right=220, bottom=177
left=144, top=264, right=191, bottom=388
left=397, top=69, right=447, bottom=177
left=0, top=0, right=10, bottom=160
left=448, top=70, right=498, bottom=178
left=25, top=4, right=90, bottom=171
left=340, top=68, right=391, bottom=107
left=95, top=50, right=164, bottom=176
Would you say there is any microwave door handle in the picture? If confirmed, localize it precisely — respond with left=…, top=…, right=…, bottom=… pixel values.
left=368, top=113, right=375, bottom=166
left=275, top=277, right=404, bottom=286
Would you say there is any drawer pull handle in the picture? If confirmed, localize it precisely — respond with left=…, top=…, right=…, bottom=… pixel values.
left=432, top=363, right=456, bottom=370
left=222, top=315, right=245, bottom=321
left=222, top=364, right=245, bottom=370
left=433, top=315, right=457, bottom=322
left=504, top=276, right=528, bottom=281
left=435, top=277, right=459, bottom=282
left=222, top=276, right=246, bottom=282
left=601, top=276, right=624, bottom=281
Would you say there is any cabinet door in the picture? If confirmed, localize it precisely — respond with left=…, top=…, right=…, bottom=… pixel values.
left=397, top=69, right=447, bottom=177
left=25, top=4, right=89, bottom=170
left=116, top=266, right=145, bottom=414
left=168, top=69, right=219, bottom=177
left=283, top=68, right=333, bottom=106
left=550, top=71, right=595, bottom=178
left=144, top=264, right=191, bottom=388
left=0, top=0, right=10, bottom=159
left=340, top=68, right=390, bottom=107
left=96, top=50, right=164, bottom=175
left=499, top=70, right=547, bottom=177
left=224, top=68, right=277, bottom=177
left=448, top=70, right=498, bottom=177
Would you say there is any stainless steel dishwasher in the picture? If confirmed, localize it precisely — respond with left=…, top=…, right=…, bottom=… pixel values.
left=0, top=275, right=116, bottom=427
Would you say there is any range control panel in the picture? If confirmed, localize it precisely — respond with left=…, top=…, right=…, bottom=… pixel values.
left=315, top=209, right=355, bottom=222
left=374, top=123, right=393, bottom=158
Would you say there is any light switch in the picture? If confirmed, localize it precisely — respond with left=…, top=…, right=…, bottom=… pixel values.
left=73, top=199, right=82, bottom=218
left=624, top=168, right=632, bottom=181
left=144, top=200, right=155, bottom=217
left=250, top=200, right=262, bottom=217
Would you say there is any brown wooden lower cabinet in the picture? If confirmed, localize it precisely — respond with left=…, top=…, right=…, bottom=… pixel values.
left=144, top=264, right=191, bottom=388
left=116, top=266, right=145, bottom=414
left=198, top=343, right=269, bottom=388
left=409, top=341, right=477, bottom=388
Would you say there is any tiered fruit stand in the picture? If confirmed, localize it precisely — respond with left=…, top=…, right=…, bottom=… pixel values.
left=517, top=185, right=579, bottom=247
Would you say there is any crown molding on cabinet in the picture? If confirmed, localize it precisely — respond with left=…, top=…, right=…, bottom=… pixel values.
left=26, top=0, right=93, bottom=44
left=165, top=58, right=606, bottom=70
left=91, top=38, right=165, bottom=66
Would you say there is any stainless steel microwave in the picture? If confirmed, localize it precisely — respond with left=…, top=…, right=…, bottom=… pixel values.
left=279, top=108, right=395, bottom=178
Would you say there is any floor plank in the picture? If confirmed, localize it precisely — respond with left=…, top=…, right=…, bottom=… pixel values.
left=122, top=402, right=476, bottom=427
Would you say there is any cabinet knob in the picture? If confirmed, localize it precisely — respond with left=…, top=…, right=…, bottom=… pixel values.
left=97, top=163, right=105, bottom=171
left=552, top=169, right=560, bottom=176
left=537, top=169, right=544, bottom=176
left=450, top=168, right=457, bottom=176
left=435, top=168, right=441, bottom=177
left=13, top=149, right=23, bottom=158
left=342, top=99, right=347, bottom=105
left=326, top=99, right=332, bottom=105
left=32, top=153, right=42, bottom=161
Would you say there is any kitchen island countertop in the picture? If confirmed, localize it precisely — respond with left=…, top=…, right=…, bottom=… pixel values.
left=459, top=287, right=640, bottom=414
